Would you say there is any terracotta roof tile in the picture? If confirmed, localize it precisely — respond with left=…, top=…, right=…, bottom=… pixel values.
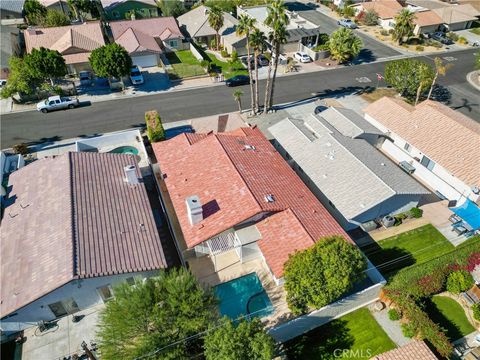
left=414, top=10, right=443, bottom=26
left=356, top=0, right=403, bottom=19
left=372, top=341, right=438, bottom=359
left=110, top=17, right=184, bottom=44
left=364, top=97, right=480, bottom=187
left=115, top=28, right=162, bottom=54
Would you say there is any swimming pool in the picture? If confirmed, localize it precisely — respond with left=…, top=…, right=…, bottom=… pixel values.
left=214, top=273, right=273, bottom=320
left=108, top=146, right=139, bottom=155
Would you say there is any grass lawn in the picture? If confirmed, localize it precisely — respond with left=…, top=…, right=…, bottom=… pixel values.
left=425, top=295, right=475, bottom=341
left=165, top=50, right=205, bottom=79
left=205, top=54, right=248, bottom=79
left=364, top=224, right=454, bottom=276
left=285, top=308, right=396, bottom=359
left=360, top=88, right=398, bottom=103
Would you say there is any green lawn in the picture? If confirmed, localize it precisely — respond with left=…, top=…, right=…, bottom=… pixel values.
left=205, top=54, right=248, bottom=79
left=364, top=224, right=454, bottom=276
left=285, top=308, right=396, bottom=359
left=165, top=50, right=205, bottom=79
left=425, top=295, right=475, bottom=341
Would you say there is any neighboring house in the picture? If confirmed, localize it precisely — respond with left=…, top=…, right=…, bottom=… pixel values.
left=0, top=152, right=172, bottom=333
left=364, top=97, right=480, bottom=204
left=0, top=151, right=24, bottom=205
left=153, top=127, right=351, bottom=285
left=0, top=0, right=25, bottom=22
left=24, top=22, right=105, bottom=74
left=38, top=0, right=71, bottom=16
left=237, top=5, right=323, bottom=53
left=177, top=5, right=247, bottom=55
left=268, top=107, right=429, bottom=231
left=353, top=0, right=403, bottom=30
left=110, top=17, right=186, bottom=67
left=412, top=10, right=444, bottom=35
left=372, top=340, right=438, bottom=360
left=100, top=0, right=159, bottom=21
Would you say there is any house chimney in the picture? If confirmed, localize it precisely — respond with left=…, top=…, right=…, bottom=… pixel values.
left=186, top=195, right=203, bottom=225
left=124, top=165, right=139, bottom=185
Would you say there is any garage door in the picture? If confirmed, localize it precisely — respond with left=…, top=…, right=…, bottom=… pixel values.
left=132, top=54, right=158, bottom=68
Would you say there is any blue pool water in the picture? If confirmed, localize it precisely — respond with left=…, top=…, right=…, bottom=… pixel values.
left=109, top=146, right=139, bottom=155
left=214, top=273, right=273, bottom=320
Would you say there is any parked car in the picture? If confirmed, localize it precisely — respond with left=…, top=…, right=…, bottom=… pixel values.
left=78, top=71, right=92, bottom=86
left=36, top=96, right=79, bottom=113
left=337, top=18, right=357, bottom=29
left=271, top=52, right=288, bottom=65
left=130, top=65, right=144, bottom=85
left=257, top=54, right=269, bottom=66
left=430, top=32, right=453, bottom=45
left=294, top=52, right=312, bottom=63
left=240, top=56, right=255, bottom=69
left=225, top=75, right=253, bottom=87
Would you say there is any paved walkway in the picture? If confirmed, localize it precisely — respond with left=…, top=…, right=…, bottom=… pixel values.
left=421, top=201, right=468, bottom=246
left=369, top=304, right=411, bottom=347
left=369, top=218, right=430, bottom=242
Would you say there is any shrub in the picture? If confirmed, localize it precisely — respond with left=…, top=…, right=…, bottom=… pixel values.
left=13, top=143, right=28, bottom=155
left=388, top=308, right=401, bottom=321
left=363, top=10, right=379, bottom=26
left=446, top=270, right=474, bottom=294
left=415, top=45, right=424, bottom=51
left=458, top=36, right=468, bottom=45
left=200, top=60, right=209, bottom=68
left=401, top=322, right=416, bottom=338
left=388, top=29, right=394, bottom=35
left=409, top=207, right=423, bottom=218
left=231, top=50, right=238, bottom=62
left=318, top=33, right=329, bottom=45
left=467, top=252, right=480, bottom=272
left=380, top=29, right=389, bottom=36
left=472, top=303, right=480, bottom=321
left=210, top=38, right=216, bottom=49
left=446, top=32, right=459, bottom=41
left=220, top=49, right=229, bottom=58
left=145, top=110, right=165, bottom=142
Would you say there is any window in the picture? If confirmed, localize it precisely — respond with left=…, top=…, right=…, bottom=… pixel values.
left=169, top=40, right=178, bottom=48
left=420, top=156, right=435, bottom=171
left=404, top=142, right=412, bottom=153
left=97, top=285, right=114, bottom=302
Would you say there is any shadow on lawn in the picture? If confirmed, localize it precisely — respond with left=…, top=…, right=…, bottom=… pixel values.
left=283, top=319, right=355, bottom=360
left=422, top=298, right=464, bottom=342
left=361, top=242, right=416, bottom=278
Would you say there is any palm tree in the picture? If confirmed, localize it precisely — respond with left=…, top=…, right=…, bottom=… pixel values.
left=427, top=57, right=453, bottom=100
left=392, top=9, right=415, bottom=45
left=249, top=28, right=266, bottom=114
left=233, top=89, right=243, bottom=113
left=264, top=0, right=289, bottom=112
left=208, top=6, right=224, bottom=50
left=237, top=14, right=256, bottom=115
left=328, top=27, right=362, bottom=63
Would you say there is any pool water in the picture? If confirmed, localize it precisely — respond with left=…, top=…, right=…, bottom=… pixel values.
left=214, top=273, right=273, bottom=320
left=109, top=146, right=139, bottom=155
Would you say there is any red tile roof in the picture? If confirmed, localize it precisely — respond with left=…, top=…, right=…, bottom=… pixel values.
left=0, top=152, right=168, bottom=317
left=110, top=17, right=184, bottom=44
left=372, top=340, right=438, bottom=359
left=153, top=128, right=350, bottom=278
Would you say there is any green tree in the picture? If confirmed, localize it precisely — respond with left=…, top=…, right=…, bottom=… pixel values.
left=384, top=59, right=434, bottom=101
left=97, top=268, right=218, bottom=360
left=204, top=317, right=275, bottom=360
left=249, top=28, right=266, bottom=113
left=284, top=236, right=367, bottom=315
left=41, top=9, right=70, bottom=27
left=328, top=27, right=362, bottom=63
left=158, top=0, right=187, bottom=17
left=208, top=6, right=224, bottom=50
left=472, top=303, right=480, bottom=321
left=446, top=270, right=474, bottom=294
left=363, top=9, right=379, bottom=26
left=233, top=89, right=243, bottom=113
left=237, top=14, right=256, bottom=114
left=392, top=9, right=415, bottom=45
left=0, top=57, right=40, bottom=98
left=342, top=5, right=355, bottom=18
left=24, top=0, right=47, bottom=25
left=89, top=43, right=132, bottom=79
left=427, top=57, right=453, bottom=100
left=67, top=0, right=100, bottom=19
left=264, top=0, right=289, bottom=112
left=24, top=47, right=67, bottom=86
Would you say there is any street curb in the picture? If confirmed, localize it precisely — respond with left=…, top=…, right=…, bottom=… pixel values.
left=466, top=71, right=480, bottom=91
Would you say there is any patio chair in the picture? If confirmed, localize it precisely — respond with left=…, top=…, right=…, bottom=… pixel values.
left=448, top=214, right=462, bottom=224
left=452, top=224, right=468, bottom=235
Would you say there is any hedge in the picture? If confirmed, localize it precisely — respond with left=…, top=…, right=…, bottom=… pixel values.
left=145, top=110, right=165, bottom=142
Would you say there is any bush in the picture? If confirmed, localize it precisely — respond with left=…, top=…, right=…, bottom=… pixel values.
left=380, top=29, right=389, bottom=36
left=458, top=36, right=468, bottom=45
left=363, top=9, right=379, bottom=26
left=220, top=49, right=229, bottom=58
left=415, top=45, right=424, bottom=51
left=210, top=38, right=216, bottom=49
left=13, top=143, right=28, bottom=155
left=409, top=207, right=423, bottom=218
left=231, top=50, right=238, bottom=62
left=401, top=322, right=416, bottom=338
left=446, top=270, right=474, bottom=294
left=446, top=32, right=459, bottom=41
left=145, top=110, right=165, bottom=142
left=318, top=33, right=329, bottom=45
left=388, top=308, right=401, bottom=321
left=472, top=303, right=480, bottom=321
left=388, top=29, right=394, bottom=35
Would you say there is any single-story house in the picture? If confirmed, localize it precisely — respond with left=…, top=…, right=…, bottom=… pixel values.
left=38, top=0, right=71, bottom=15
left=0, top=151, right=172, bottom=333
left=24, top=21, right=105, bottom=74
left=364, top=97, right=480, bottom=204
left=100, top=0, right=159, bottom=21
left=268, top=107, right=429, bottom=231
left=177, top=5, right=247, bottom=55
left=353, top=0, right=403, bottom=30
left=0, top=0, right=24, bottom=22
left=372, top=341, right=438, bottom=360
left=412, top=10, right=444, bottom=35
left=153, top=127, right=351, bottom=285
left=110, top=17, right=186, bottom=67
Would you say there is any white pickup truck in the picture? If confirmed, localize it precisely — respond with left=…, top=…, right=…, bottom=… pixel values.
left=36, top=95, right=79, bottom=113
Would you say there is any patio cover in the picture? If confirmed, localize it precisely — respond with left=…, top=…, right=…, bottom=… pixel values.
left=451, top=199, right=480, bottom=230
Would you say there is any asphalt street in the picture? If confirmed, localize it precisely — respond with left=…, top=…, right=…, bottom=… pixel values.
left=0, top=49, right=478, bottom=149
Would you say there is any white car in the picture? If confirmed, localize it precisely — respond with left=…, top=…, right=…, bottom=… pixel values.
left=130, top=66, right=144, bottom=85
left=294, top=52, right=311, bottom=63
left=36, top=96, right=79, bottom=113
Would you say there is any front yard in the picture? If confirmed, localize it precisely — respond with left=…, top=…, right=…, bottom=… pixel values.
left=364, top=224, right=454, bottom=276
left=166, top=50, right=206, bottom=79
left=205, top=53, right=248, bottom=79
left=284, top=308, right=396, bottom=359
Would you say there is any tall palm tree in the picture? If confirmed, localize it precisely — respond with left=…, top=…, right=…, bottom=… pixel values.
left=392, top=9, right=415, bottom=45
left=236, top=14, right=256, bottom=115
left=264, top=0, right=289, bottom=112
left=233, top=89, right=243, bottom=113
left=328, top=27, right=362, bottom=63
left=208, top=6, right=224, bottom=50
left=249, top=28, right=266, bottom=114
left=427, top=57, right=453, bottom=100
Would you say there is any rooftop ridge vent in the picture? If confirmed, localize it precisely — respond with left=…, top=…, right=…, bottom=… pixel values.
left=264, top=194, right=275, bottom=203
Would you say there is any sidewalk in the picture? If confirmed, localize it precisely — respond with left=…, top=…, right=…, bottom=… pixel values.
left=369, top=304, right=411, bottom=347
left=467, top=71, right=480, bottom=91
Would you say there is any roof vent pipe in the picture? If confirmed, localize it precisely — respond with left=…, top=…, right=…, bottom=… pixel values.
left=186, top=195, right=203, bottom=225
left=124, top=165, right=139, bottom=185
